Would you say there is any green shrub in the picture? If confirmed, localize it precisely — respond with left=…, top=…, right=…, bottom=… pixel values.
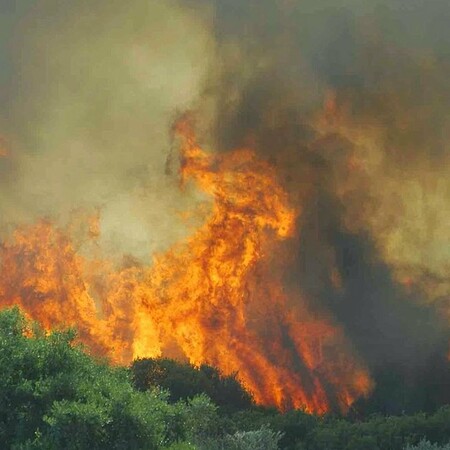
left=405, top=440, right=450, bottom=450
left=195, top=426, right=282, bottom=450
left=0, top=307, right=190, bottom=449
left=132, top=358, right=253, bottom=411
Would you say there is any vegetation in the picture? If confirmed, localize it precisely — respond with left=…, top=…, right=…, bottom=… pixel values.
left=405, top=441, right=450, bottom=450
left=0, top=307, right=206, bottom=449
left=0, top=307, right=449, bottom=449
left=132, top=357, right=253, bottom=411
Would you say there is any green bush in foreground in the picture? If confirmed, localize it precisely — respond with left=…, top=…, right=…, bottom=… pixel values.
left=0, top=307, right=216, bottom=450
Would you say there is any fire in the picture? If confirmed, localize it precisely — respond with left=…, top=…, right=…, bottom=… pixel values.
left=0, top=221, right=127, bottom=359
left=0, top=119, right=372, bottom=413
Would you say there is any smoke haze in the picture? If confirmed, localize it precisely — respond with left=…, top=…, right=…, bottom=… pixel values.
left=0, top=0, right=214, bottom=259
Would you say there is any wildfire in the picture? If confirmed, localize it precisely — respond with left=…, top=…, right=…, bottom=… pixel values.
left=0, top=118, right=372, bottom=413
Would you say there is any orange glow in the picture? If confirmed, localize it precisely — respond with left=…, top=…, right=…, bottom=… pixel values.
left=0, top=119, right=372, bottom=413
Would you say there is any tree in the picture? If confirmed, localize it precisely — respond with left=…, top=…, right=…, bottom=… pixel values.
left=0, top=307, right=188, bottom=449
left=131, top=358, right=253, bottom=411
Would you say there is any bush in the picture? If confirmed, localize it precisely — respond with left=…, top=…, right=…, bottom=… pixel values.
left=162, top=443, right=197, bottom=450
left=0, top=307, right=199, bottom=449
left=405, top=440, right=450, bottom=450
left=132, top=358, right=253, bottom=411
left=195, top=426, right=283, bottom=450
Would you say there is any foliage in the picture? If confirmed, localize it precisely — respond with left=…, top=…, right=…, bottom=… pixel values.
left=162, top=443, right=197, bottom=450
left=212, top=403, right=450, bottom=450
left=0, top=307, right=211, bottom=449
left=405, top=440, right=450, bottom=450
left=132, top=357, right=254, bottom=411
left=241, top=406, right=450, bottom=450
left=195, top=426, right=283, bottom=450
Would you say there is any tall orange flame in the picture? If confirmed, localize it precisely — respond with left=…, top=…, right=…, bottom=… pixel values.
left=0, top=119, right=372, bottom=413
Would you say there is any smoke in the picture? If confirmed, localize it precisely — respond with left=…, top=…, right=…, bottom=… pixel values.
left=0, top=0, right=214, bottom=260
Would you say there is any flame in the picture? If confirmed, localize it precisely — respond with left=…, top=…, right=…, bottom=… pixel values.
left=0, top=221, right=127, bottom=359
left=0, top=119, right=372, bottom=413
